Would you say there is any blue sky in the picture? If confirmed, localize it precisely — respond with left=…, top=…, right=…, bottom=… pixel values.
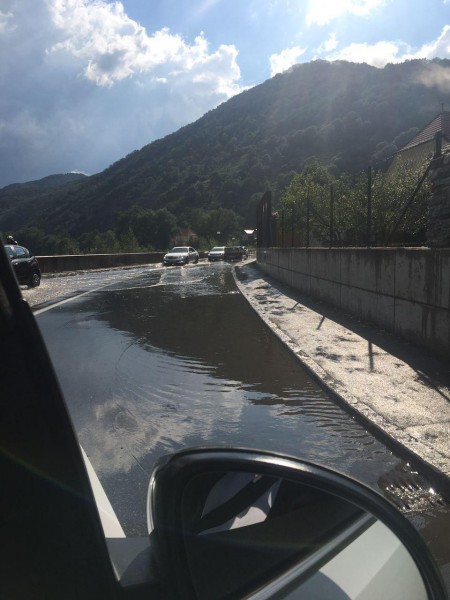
left=1, top=0, right=449, bottom=188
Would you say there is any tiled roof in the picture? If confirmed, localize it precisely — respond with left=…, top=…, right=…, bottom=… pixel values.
left=400, top=111, right=450, bottom=151
left=178, top=228, right=198, bottom=237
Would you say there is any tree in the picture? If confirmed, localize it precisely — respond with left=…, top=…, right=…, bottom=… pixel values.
left=116, top=205, right=177, bottom=249
left=15, top=227, right=47, bottom=254
left=118, top=229, right=141, bottom=252
left=278, top=160, right=431, bottom=247
left=153, top=209, right=177, bottom=250
left=371, top=162, right=430, bottom=244
left=191, top=207, right=242, bottom=244
left=279, top=163, right=334, bottom=245
left=94, top=231, right=122, bottom=253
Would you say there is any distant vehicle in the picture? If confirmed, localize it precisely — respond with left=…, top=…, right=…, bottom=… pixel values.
left=163, top=246, right=199, bottom=266
left=224, top=246, right=243, bottom=261
left=207, top=246, right=226, bottom=262
left=5, top=244, right=41, bottom=287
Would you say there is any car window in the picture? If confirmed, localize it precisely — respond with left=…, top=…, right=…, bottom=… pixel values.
left=5, top=245, right=14, bottom=258
left=172, top=247, right=187, bottom=252
left=14, top=246, right=28, bottom=258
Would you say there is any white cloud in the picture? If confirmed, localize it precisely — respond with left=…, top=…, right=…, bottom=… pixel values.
left=0, top=10, right=14, bottom=33
left=270, top=45, right=307, bottom=76
left=411, top=24, right=450, bottom=60
left=0, top=0, right=244, bottom=187
left=47, top=0, right=239, bottom=90
left=316, top=32, right=339, bottom=54
left=324, top=25, right=450, bottom=67
left=306, top=0, right=387, bottom=27
left=327, top=40, right=403, bottom=67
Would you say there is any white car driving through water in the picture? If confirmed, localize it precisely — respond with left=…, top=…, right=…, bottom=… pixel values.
left=163, top=246, right=199, bottom=266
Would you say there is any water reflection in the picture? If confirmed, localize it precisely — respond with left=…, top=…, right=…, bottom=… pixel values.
left=37, top=264, right=417, bottom=534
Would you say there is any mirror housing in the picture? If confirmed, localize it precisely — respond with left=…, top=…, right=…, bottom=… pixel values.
left=148, top=448, right=446, bottom=599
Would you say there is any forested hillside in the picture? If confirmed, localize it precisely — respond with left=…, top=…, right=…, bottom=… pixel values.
left=1, top=58, right=448, bottom=251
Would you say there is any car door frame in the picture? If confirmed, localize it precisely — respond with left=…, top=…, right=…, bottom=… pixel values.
left=0, top=241, right=120, bottom=599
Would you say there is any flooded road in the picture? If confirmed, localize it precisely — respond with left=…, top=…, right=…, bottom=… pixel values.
left=31, top=263, right=449, bottom=585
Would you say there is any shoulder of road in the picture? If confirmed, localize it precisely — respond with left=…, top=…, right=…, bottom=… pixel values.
left=234, top=260, right=450, bottom=496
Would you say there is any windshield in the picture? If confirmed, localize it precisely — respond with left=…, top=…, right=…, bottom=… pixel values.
left=210, top=247, right=225, bottom=252
left=171, top=247, right=188, bottom=253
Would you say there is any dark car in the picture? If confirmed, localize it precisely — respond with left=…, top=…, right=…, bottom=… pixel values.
left=5, top=244, right=41, bottom=287
left=223, top=246, right=243, bottom=261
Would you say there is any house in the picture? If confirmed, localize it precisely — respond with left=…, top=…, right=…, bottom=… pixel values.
left=388, top=111, right=450, bottom=177
left=171, top=228, right=198, bottom=246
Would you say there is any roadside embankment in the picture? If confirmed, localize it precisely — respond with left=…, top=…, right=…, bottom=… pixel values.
left=257, top=247, right=450, bottom=361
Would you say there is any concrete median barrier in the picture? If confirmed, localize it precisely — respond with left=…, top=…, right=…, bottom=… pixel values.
left=37, top=252, right=165, bottom=273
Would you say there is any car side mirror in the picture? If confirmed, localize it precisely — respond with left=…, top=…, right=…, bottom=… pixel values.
left=148, top=448, right=446, bottom=599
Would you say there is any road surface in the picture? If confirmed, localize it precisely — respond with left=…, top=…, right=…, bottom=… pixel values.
left=22, top=263, right=450, bottom=589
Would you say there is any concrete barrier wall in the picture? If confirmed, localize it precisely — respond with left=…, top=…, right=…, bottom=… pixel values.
left=257, top=247, right=450, bottom=359
left=37, top=252, right=165, bottom=273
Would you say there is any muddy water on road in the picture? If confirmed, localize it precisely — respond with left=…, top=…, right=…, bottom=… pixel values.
left=35, top=263, right=449, bottom=581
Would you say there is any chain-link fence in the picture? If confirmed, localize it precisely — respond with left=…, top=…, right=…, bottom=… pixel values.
left=257, top=134, right=445, bottom=249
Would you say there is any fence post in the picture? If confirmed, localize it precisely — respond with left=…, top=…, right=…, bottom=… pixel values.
left=306, top=193, right=310, bottom=248
left=367, top=165, right=372, bottom=247
left=329, top=185, right=334, bottom=247
left=291, top=204, right=295, bottom=247
left=256, top=190, right=272, bottom=248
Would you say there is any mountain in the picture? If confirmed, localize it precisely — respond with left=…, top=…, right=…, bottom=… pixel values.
left=1, top=173, right=87, bottom=193
left=1, top=58, right=448, bottom=236
left=0, top=173, right=88, bottom=232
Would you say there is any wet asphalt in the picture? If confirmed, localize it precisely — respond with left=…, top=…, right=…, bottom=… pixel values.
left=22, top=261, right=450, bottom=589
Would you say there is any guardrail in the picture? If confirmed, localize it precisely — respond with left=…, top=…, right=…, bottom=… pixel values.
left=37, top=251, right=214, bottom=273
left=37, top=252, right=165, bottom=274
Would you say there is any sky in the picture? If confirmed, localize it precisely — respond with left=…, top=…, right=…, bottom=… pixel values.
left=1, top=0, right=450, bottom=189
